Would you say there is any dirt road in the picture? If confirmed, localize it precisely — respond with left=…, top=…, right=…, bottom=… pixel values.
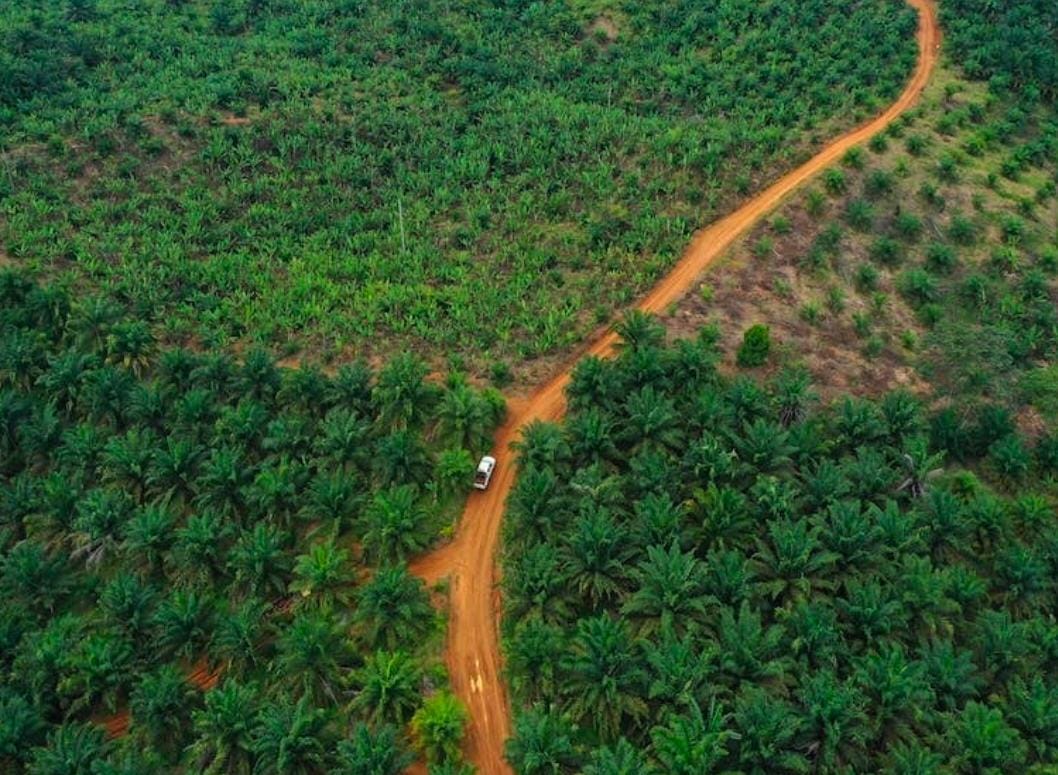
left=407, top=2, right=940, bottom=772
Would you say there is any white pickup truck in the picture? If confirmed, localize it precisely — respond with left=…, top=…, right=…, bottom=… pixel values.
left=473, top=456, right=496, bottom=490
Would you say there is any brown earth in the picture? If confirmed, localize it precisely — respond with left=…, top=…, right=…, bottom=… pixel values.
left=408, top=2, right=940, bottom=772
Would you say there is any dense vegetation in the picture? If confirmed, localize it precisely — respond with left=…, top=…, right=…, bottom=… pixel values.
left=942, top=0, right=1058, bottom=100
left=502, top=317, right=1058, bottom=773
left=0, top=272, right=504, bottom=772
left=0, top=0, right=917, bottom=373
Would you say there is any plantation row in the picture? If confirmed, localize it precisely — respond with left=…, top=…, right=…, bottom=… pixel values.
left=0, top=272, right=503, bottom=772
left=502, top=317, right=1058, bottom=773
left=1, top=0, right=916, bottom=374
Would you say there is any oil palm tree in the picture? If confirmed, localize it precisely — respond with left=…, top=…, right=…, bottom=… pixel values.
left=360, top=484, right=430, bottom=565
left=713, top=601, right=792, bottom=687
left=98, top=573, right=156, bottom=651
left=169, top=510, right=232, bottom=590
left=332, top=722, right=412, bottom=775
left=0, top=540, right=68, bottom=614
left=505, top=466, right=565, bottom=551
left=734, top=418, right=793, bottom=473
left=687, top=483, right=751, bottom=551
left=650, top=699, right=735, bottom=775
left=372, top=352, right=438, bottom=431
left=314, top=408, right=373, bottom=473
left=620, top=386, right=683, bottom=453
left=513, top=421, right=571, bottom=473
left=122, top=503, right=176, bottom=579
left=251, top=694, right=331, bottom=775
left=583, top=739, right=655, bottom=774
left=27, top=722, right=110, bottom=775
left=80, top=365, right=133, bottom=427
left=566, top=407, right=618, bottom=464
left=614, top=310, right=665, bottom=352
left=373, top=429, right=432, bottom=487
left=38, top=348, right=95, bottom=416
left=622, top=542, right=711, bottom=637
left=772, top=368, right=816, bottom=428
left=237, top=348, right=281, bottom=404
left=326, top=361, right=374, bottom=416
left=278, top=366, right=330, bottom=418
left=101, top=428, right=156, bottom=502
left=273, top=609, right=349, bottom=705
left=70, top=487, right=131, bottom=568
left=505, top=706, right=579, bottom=775
left=290, top=540, right=354, bottom=610
left=797, top=669, right=869, bottom=771
left=56, top=631, right=133, bottom=716
left=147, top=436, right=203, bottom=503
left=354, top=564, right=435, bottom=650
left=411, top=690, right=466, bottom=765
left=228, top=523, right=291, bottom=598
left=505, top=619, right=563, bottom=705
left=104, top=320, right=154, bottom=377
left=732, top=687, right=808, bottom=775
left=187, top=679, right=259, bottom=775
left=854, top=642, right=933, bottom=745
left=349, top=650, right=422, bottom=726
left=130, top=664, right=197, bottom=759
left=195, top=446, right=253, bottom=518
left=561, top=507, right=631, bottom=608
left=153, top=588, right=215, bottom=662
left=300, top=471, right=357, bottom=534
left=211, top=598, right=270, bottom=678
left=561, top=615, right=647, bottom=741
left=437, top=383, right=492, bottom=454
left=568, top=355, right=621, bottom=413
left=0, top=689, right=45, bottom=769
left=752, top=517, right=837, bottom=606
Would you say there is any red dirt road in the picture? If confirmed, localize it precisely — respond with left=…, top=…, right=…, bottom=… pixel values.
left=407, top=2, right=940, bottom=772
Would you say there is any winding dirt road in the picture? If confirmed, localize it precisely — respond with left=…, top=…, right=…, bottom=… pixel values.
left=408, top=2, right=940, bottom=772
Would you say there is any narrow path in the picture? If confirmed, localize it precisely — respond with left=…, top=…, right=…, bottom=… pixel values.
left=408, top=2, right=940, bottom=772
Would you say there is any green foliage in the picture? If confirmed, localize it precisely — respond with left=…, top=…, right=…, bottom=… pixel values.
left=942, top=0, right=1058, bottom=101
left=0, top=275, right=503, bottom=770
left=737, top=325, right=772, bottom=368
left=0, top=0, right=919, bottom=370
left=411, top=691, right=468, bottom=765
left=504, top=328, right=1058, bottom=772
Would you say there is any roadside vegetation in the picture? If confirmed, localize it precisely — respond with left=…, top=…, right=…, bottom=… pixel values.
left=503, top=318, right=1058, bottom=772
left=0, top=0, right=916, bottom=377
left=0, top=273, right=503, bottom=772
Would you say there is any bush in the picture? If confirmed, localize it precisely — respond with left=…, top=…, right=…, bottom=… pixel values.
left=898, top=269, right=940, bottom=306
left=823, top=169, right=847, bottom=196
left=845, top=199, right=875, bottom=231
left=989, top=435, right=1031, bottom=481
left=806, top=190, right=827, bottom=218
left=736, top=324, right=771, bottom=368
left=905, top=134, right=928, bottom=155
left=870, top=237, right=903, bottom=266
left=865, top=169, right=895, bottom=198
left=948, top=214, right=977, bottom=245
left=925, top=242, right=957, bottom=274
left=856, top=263, right=880, bottom=292
left=842, top=147, right=866, bottom=170
left=894, top=212, right=922, bottom=241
